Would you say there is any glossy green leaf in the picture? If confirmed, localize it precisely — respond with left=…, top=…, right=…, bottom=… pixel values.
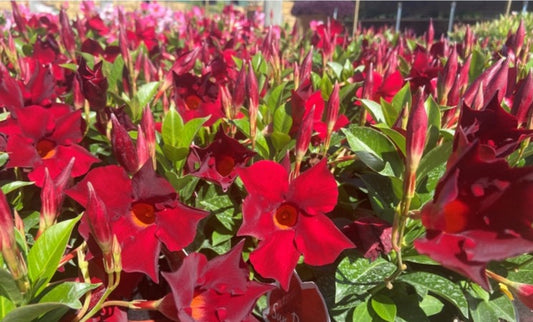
left=265, top=82, right=287, bottom=111
left=339, top=82, right=357, bottom=103
left=135, top=81, right=160, bottom=109
left=328, top=61, right=344, bottom=79
left=1, top=303, right=69, bottom=322
left=0, top=269, right=23, bottom=305
left=399, top=272, right=469, bottom=318
left=273, top=104, right=292, bottom=134
left=343, top=126, right=404, bottom=177
left=0, top=152, right=8, bottom=168
left=180, top=116, right=210, bottom=148
left=469, top=49, right=487, bottom=81
left=335, top=254, right=396, bottom=303
left=0, top=295, right=15, bottom=319
left=352, top=301, right=373, bottom=322
left=373, top=124, right=406, bottom=157
left=1, top=181, right=34, bottom=195
left=162, top=107, right=184, bottom=147
left=371, top=294, right=397, bottom=322
left=103, top=55, right=124, bottom=92
left=270, top=131, right=291, bottom=152
left=36, top=282, right=99, bottom=309
left=162, top=145, right=189, bottom=162
left=359, top=99, right=386, bottom=124
left=389, top=83, right=411, bottom=126
left=419, top=295, right=444, bottom=316
left=199, top=193, right=235, bottom=231
left=467, top=291, right=516, bottom=322
left=27, top=216, right=81, bottom=295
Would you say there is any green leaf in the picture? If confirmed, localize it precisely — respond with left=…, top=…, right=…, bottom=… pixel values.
left=389, top=83, right=411, bottom=126
left=469, top=49, right=487, bottom=81
left=399, top=272, right=469, bottom=318
left=265, top=82, right=287, bottom=111
left=58, top=63, right=78, bottom=72
left=419, top=295, right=444, bottom=316
left=162, top=107, right=184, bottom=147
left=343, top=126, right=404, bottom=177
left=199, top=193, right=235, bottom=231
left=371, top=294, right=397, bottom=322
left=162, top=145, right=189, bottom=162
left=103, top=55, right=124, bottom=93
left=27, top=216, right=81, bottom=295
left=1, top=181, right=34, bottom=194
left=270, top=131, right=291, bottom=152
left=273, top=104, right=292, bottom=134
left=358, top=173, right=402, bottom=221
left=0, top=152, right=8, bottom=167
left=416, top=141, right=452, bottom=204
left=360, top=99, right=386, bottom=124
left=352, top=301, right=373, bottom=322
left=467, top=291, right=516, bottom=322
left=135, top=81, right=160, bottom=110
left=180, top=116, right=210, bottom=148
left=0, top=269, right=23, bottom=305
left=36, top=282, right=99, bottom=309
left=0, top=295, right=15, bottom=319
left=335, top=254, right=396, bottom=303
left=339, top=82, right=357, bottom=103
left=328, top=61, right=344, bottom=79
left=1, top=303, right=70, bottom=322
left=373, top=124, right=406, bottom=157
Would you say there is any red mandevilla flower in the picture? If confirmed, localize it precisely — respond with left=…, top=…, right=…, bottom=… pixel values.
left=237, top=159, right=354, bottom=290
left=186, top=127, right=255, bottom=191
left=0, top=105, right=99, bottom=187
left=415, top=141, right=533, bottom=290
left=162, top=240, right=274, bottom=322
left=67, top=163, right=208, bottom=282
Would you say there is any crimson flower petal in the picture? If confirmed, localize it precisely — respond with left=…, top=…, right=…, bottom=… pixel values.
left=201, top=240, right=248, bottom=294
left=237, top=197, right=279, bottom=240
left=49, top=109, right=84, bottom=145
left=288, top=159, right=338, bottom=216
left=249, top=230, right=300, bottom=290
left=114, top=217, right=160, bottom=282
left=415, top=232, right=489, bottom=289
left=295, top=215, right=353, bottom=266
left=237, top=161, right=288, bottom=206
left=29, top=145, right=100, bottom=187
left=155, top=204, right=207, bottom=252
left=66, top=165, right=132, bottom=221
left=5, top=134, right=39, bottom=168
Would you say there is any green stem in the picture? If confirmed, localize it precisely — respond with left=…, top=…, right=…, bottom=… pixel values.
left=79, top=271, right=119, bottom=322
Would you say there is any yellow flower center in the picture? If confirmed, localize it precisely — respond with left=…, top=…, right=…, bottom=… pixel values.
left=36, top=139, right=57, bottom=159
left=274, top=203, right=298, bottom=229
left=131, top=202, right=156, bottom=227
left=190, top=291, right=206, bottom=320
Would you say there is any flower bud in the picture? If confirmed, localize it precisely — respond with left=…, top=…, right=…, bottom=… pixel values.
left=247, top=61, right=259, bottom=145
left=111, top=113, right=139, bottom=174
left=86, top=182, right=114, bottom=273
left=511, top=72, right=533, bottom=127
left=295, top=105, right=315, bottom=167
left=39, top=158, right=75, bottom=236
left=141, top=107, right=157, bottom=169
left=405, top=88, right=427, bottom=198
left=59, top=8, right=76, bottom=59
left=437, top=46, right=458, bottom=105
left=326, top=81, right=340, bottom=137
left=0, top=191, right=29, bottom=293
left=299, top=47, right=313, bottom=84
